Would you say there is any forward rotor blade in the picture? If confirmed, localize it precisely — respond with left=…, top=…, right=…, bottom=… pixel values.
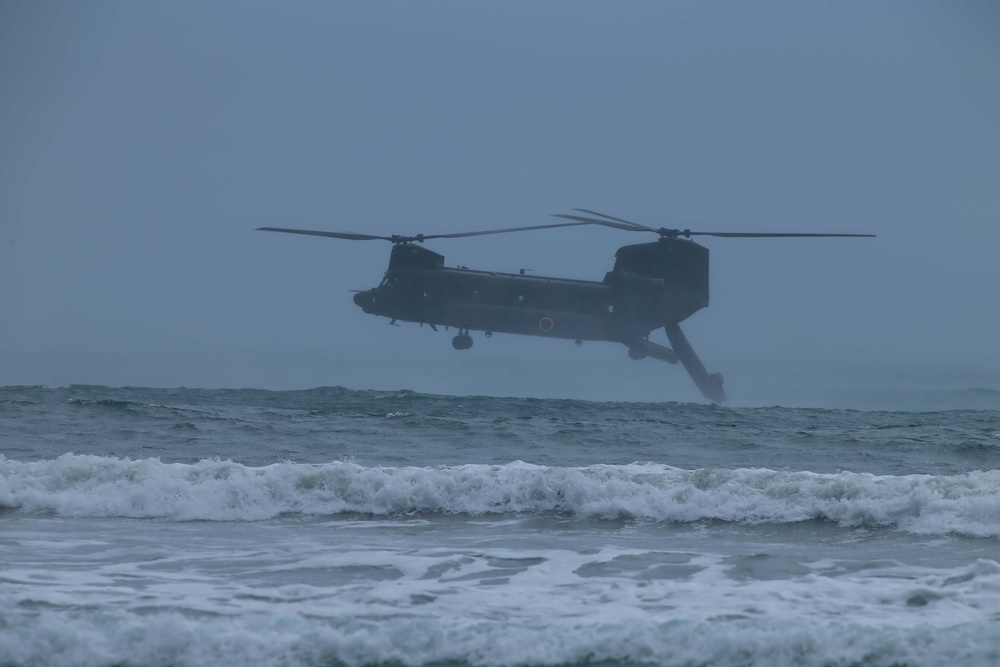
left=259, top=221, right=599, bottom=244
left=418, top=220, right=597, bottom=240
left=257, top=227, right=392, bottom=241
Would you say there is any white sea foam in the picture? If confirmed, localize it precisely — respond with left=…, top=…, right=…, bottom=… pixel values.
left=3, top=455, right=1000, bottom=536
left=4, top=507, right=1000, bottom=666
left=2, top=604, right=999, bottom=667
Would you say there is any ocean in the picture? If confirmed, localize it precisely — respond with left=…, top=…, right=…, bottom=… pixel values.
left=2, top=383, right=999, bottom=667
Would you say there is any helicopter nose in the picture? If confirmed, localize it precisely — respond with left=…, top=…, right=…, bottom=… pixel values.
left=353, top=290, right=374, bottom=311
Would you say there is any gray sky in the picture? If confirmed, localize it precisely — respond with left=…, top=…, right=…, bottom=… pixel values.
left=2, top=1, right=998, bottom=403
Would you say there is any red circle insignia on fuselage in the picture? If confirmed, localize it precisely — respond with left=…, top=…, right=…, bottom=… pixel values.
left=538, top=317, right=554, bottom=332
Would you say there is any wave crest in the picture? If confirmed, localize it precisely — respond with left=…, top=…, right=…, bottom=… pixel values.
left=2, top=455, right=999, bottom=535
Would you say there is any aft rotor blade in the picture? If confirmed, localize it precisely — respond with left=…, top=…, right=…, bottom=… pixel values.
left=572, top=209, right=658, bottom=232
left=554, top=215, right=875, bottom=239
left=257, top=227, right=393, bottom=241
left=688, top=232, right=876, bottom=238
left=551, top=213, right=650, bottom=232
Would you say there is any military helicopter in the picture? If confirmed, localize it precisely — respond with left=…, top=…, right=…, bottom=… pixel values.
left=259, top=210, right=874, bottom=403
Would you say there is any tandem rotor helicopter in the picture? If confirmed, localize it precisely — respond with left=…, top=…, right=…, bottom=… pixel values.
left=259, top=210, right=874, bottom=403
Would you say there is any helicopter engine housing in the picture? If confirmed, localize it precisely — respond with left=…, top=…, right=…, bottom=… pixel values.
left=606, top=238, right=709, bottom=322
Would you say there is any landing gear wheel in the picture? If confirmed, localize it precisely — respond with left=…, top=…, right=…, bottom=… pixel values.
left=452, top=333, right=473, bottom=350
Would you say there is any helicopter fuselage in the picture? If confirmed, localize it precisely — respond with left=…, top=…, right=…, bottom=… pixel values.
left=351, top=239, right=710, bottom=349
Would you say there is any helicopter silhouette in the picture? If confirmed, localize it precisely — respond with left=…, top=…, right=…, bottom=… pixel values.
left=259, top=210, right=874, bottom=403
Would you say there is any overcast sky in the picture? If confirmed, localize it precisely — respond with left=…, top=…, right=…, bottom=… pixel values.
left=2, top=1, right=997, bottom=404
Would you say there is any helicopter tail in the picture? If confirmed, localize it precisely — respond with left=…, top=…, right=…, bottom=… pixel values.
left=663, top=322, right=726, bottom=404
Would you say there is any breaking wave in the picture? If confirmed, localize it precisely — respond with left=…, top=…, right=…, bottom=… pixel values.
left=2, top=608, right=1000, bottom=667
left=3, top=455, right=1000, bottom=536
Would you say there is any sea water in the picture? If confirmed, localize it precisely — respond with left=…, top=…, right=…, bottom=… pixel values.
left=2, top=384, right=999, bottom=666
